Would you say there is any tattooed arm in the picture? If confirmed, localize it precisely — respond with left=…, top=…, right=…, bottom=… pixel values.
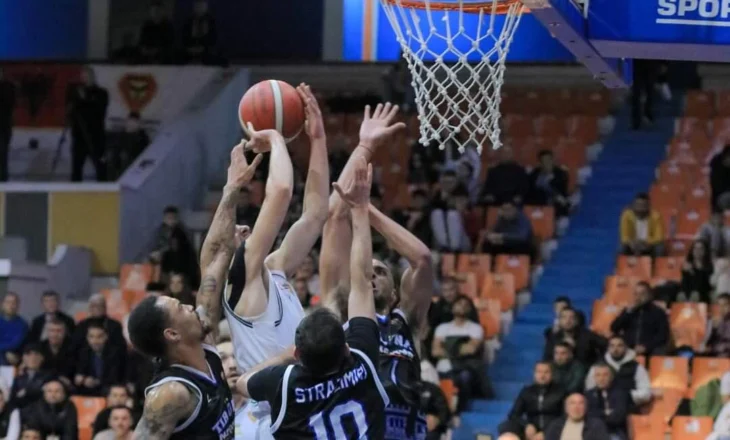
left=134, top=381, right=198, bottom=440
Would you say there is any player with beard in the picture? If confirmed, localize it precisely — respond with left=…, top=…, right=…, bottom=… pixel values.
left=319, top=103, right=433, bottom=440
left=128, top=141, right=263, bottom=440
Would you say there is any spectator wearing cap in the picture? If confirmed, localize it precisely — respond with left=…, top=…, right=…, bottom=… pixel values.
left=72, top=294, right=125, bottom=354
left=21, top=378, right=78, bottom=440
left=551, top=342, right=586, bottom=394
left=39, top=319, right=74, bottom=384
left=527, top=150, right=570, bottom=218
left=74, top=321, right=126, bottom=397
left=619, top=193, right=665, bottom=257
left=479, top=146, right=529, bottom=206
left=478, top=200, right=533, bottom=257
left=9, top=344, right=50, bottom=410
left=26, top=291, right=75, bottom=345
left=393, top=188, right=433, bottom=248
left=585, top=335, right=652, bottom=408
left=0, top=292, right=27, bottom=366
left=92, top=385, right=137, bottom=436
left=610, top=281, right=669, bottom=356
left=544, top=393, right=610, bottom=440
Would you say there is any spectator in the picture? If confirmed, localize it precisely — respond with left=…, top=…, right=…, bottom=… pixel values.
left=92, top=405, right=134, bottom=440
left=124, top=348, right=153, bottom=408
left=21, top=379, right=78, bottom=440
left=707, top=398, right=730, bottom=440
left=696, top=211, right=730, bottom=258
left=72, top=294, right=125, bottom=354
left=74, top=322, right=126, bottom=396
left=160, top=225, right=200, bottom=290
left=479, top=146, right=529, bottom=206
left=678, top=239, right=714, bottom=304
left=544, top=307, right=606, bottom=366
left=92, top=385, right=135, bottom=436
left=705, top=293, right=730, bottom=357
left=527, top=150, right=570, bottom=218
left=544, top=296, right=573, bottom=337
left=419, top=380, right=451, bottom=440
left=107, top=111, right=149, bottom=178
left=431, top=170, right=460, bottom=211
left=182, top=0, right=218, bottom=64
left=585, top=335, right=652, bottom=408
left=26, top=291, right=75, bottom=345
left=293, top=278, right=313, bottom=310
left=430, top=185, right=472, bottom=251
left=0, top=389, right=20, bottom=440
left=585, top=364, right=631, bottom=440
left=235, top=187, right=260, bottom=228
left=544, top=393, right=610, bottom=440
left=432, top=295, right=491, bottom=411
left=0, top=292, right=27, bottom=366
left=551, top=342, right=586, bottom=394
left=711, top=145, right=730, bottom=211
left=148, top=206, right=182, bottom=261
left=478, top=201, right=533, bottom=256
left=19, top=427, right=42, bottom=440
left=455, top=146, right=481, bottom=202
left=408, top=149, right=438, bottom=184
left=619, top=193, right=665, bottom=256
left=723, top=371, right=730, bottom=404
left=0, top=68, right=15, bottom=182
left=428, top=277, right=479, bottom=333
left=9, top=345, right=50, bottom=410
left=393, top=188, right=433, bottom=248
left=630, top=60, right=657, bottom=130
left=499, top=362, right=566, bottom=440
left=164, top=272, right=196, bottom=307
left=294, top=254, right=320, bottom=296
left=610, top=281, right=670, bottom=356
left=138, top=2, right=175, bottom=63
left=39, top=319, right=74, bottom=384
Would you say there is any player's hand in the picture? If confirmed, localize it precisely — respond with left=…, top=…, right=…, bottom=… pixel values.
left=297, top=83, right=325, bottom=141
left=234, top=225, right=251, bottom=248
left=358, top=103, right=406, bottom=151
left=242, top=122, right=282, bottom=154
left=332, top=157, right=372, bottom=208
left=227, top=141, right=263, bottom=190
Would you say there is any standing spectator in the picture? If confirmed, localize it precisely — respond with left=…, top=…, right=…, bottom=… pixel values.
left=544, top=307, right=606, bottom=366
left=138, top=2, right=175, bottom=63
left=71, top=294, right=125, bottom=354
left=0, top=292, right=27, bottom=366
left=585, top=335, right=652, bottom=408
left=479, top=146, right=529, bottom=206
left=393, top=188, right=433, bottom=248
left=65, top=67, right=109, bottom=182
left=610, top=281, right=670, bottom=356
left=9, top=345, right=50, bottom=410
left=148, top=206, right=183, bottom=261
left=107, top=111, right=149, bottom=178
left=26, top=291, right=74, bottom=346
left=679, top=240, right=714, bottom=303
left=705, top=293, right=730, bottom=357
left=0, top=389, right=20, bottom=440
left=585, top=364, right=632, bottom=440
left=430, top=185, right=471, bottom=251
left=527, top=150, right=570, bottom=218
left=182, top=0, right=218, bottom=64
left=620, top=193, right=665, bottom=256
left=39, top=319, right=73, bottom=384
left=21, top=379, right=78, bottom=440
left=235, top=187, right=260, bottom=227
left=0, top=68, right=15, bottom=182
left=92, top=406, right=134, bottom=440
left=710, top=145, right=730, bottom=211
left=696, top=211, right=730, bottom=258
left=631, top=60, right=657, bottom=130
left=551, top=342, right=586, bottom=394
left=499, top=362, right=566, bottom=440
left=164, top=272, right=196, bottom=306
left=74, top=322, right=126, bottom=397
left=478, top=201, right=533, bottom=256
left=544, top=393, right=610, bottom=440
left=92, top=385, right=135, bottom=436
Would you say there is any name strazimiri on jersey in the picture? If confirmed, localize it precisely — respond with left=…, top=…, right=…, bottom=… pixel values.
left=294, top=364, right=368, bottom=403
left=657, top=0, right=730, bottom=22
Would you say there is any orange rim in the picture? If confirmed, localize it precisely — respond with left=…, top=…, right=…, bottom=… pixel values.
left=381, top=0, right=523, bottom=15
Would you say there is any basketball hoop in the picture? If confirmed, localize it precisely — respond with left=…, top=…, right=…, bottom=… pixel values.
left=380, top=0, right=525, bottom=152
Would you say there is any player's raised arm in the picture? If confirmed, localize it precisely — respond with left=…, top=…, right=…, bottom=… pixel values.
left=134, top=381, right=198, bottom=440
left=332, top=157, right=376, bottom=320
left=197, top=143, right=262, bottom=343
left=368, top=203, right=433, bottom=333
left=319, top=103, right=405, bottom=319
left=265, top=84, right=329, bottom=275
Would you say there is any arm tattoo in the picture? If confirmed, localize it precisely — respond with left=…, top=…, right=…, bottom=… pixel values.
left=134, top=382, right=198, bottom=440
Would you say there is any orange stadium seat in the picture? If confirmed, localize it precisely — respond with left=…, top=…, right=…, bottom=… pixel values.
left=675, top=117, right=708, bottom=137
left=616, top=256, right=653, bottom=279
left=629, top=415, right=664, bottom=440
left=716, top=90, right=730, bottom=116
left=101, top=289, right=131, bottom=322
left=684, top=185, right=711, bottom=212
left=646, top=388, right=686, bottom=434
left=454, top=272, right=478, bottom=298
left=676, top=207, right=710, bottom=239
left=524, top=206, right=555, bottom=241
left=666, top=238, right=693, bottom=256
left=671, top=416, right=713, bottom=440
left=441, top=253, right=457, bottom=276
left=566, top=115, right=599, bottom=144
left=72, top=396, right=106, bottom=432
left=494, top=254, right=530, bottom=291
left=476, top=299, right=501, bottom=339
left=123, top=290, right=148, bottom=310
left=690, top=357, right=730, bottom=397
left=439, top=379, right=458, bottom=413
left=669, top=302, right=708, bottom=351
left=650, top=182, right=683, bottom=212
left=74, top=310, right=88, bottom=322
left=480, top=272, right=516, bottom=312
left=604, top=275, right=638, bottom=306
left=590, top=299, right=623, bottom=338
left=456, top=254, right=492, bottom=285
left=534, top=115, right=566, bottom=138
left=684, top=91, right=715, bottom=118
left=649, top=356, right=690, bottom=392
left=502, top=114, right=534, bottom=137
left=119, top=264, right=153, bottom=292
left=653, top=257, right=683, bottom=283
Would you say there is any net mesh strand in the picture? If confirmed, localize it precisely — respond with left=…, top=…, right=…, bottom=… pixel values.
left=381, top=0, right=524, bottom=152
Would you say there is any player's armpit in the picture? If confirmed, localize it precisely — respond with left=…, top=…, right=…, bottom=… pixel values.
left=134, top=381, right=198, bottom=440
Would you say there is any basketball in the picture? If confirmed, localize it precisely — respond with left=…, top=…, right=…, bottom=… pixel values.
left=238, top=80, right=305, bottom=142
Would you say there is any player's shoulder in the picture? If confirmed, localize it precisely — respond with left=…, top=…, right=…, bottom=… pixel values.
left=145, top=380, right=197, bottom=413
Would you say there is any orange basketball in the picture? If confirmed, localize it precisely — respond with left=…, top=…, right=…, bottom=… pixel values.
left=238, top=80, right=305, bottom=142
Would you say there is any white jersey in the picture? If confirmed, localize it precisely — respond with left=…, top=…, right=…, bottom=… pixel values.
left=223, top=269, right=305, bottom=372
left=235, top=401, right=273, bottom=440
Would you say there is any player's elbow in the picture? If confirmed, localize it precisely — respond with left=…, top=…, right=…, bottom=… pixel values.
left=267, top=180, right=293, bottom=204
left=413, top=251, right=433, bottom=271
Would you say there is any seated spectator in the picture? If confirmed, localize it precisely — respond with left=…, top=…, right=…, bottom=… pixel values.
left=74, top=322, right=126, bottom=396
left=182, top=0, right=218, bottom=64
left=430, top=185, right=472, bottom=251
left=92, top=385, right=135, bottom=436
left=160, top=225, right=200, bottom=290
left=619, top=193, right=665, bottom=257
left=678, top=239, right=714, bottom=304
left=431, top=170, right=461, bottom=211
left=293, top=278, right=314, bottom=310
left=294, top=254, right=320, bottom=296
left=393, top=188, right=433, bottom=248
left=544, top=393, right=610, bottom=440
left=544, top=307, right=606, bottom=366
left=419, top=380, right=451, bottom=440
left=697, top=211, right=730, bottom=258
left=705, top=293, right=730, bottom=357
left=585, top=335, right=652, bottom=408
left=72, top=294, right=125, bottom=353
left=9, top=345, right=50, bottom=410
left=21, top=378, right=78, bottom=440
left=610, top=281, right=670, bottom=356
left=455, top=151, right=480, bottom=202
left=544, top=296, right=573, bottom=337
left=551, top=342, right=586, bottom=394
left=478, top=201, right=533, bottom=257
left=526, top=150, right=570, bottom=218
left=707, top=398, right=730, bottom=440
left=19, top=427, right=43, bottom=440
left=138, top=2, right=174, bottom=63
left=235, top=187, right=260, bottom=228
left=429, top=277, right=479, bottom=331
left=0, top=292, right=27, bottom=366
left=26, top=291, right=75, bottom=345
left=585, top=364, right=632, bottom=440
left=164, top=272, right=196, bottom=307
left=499, top=362, right=566, bottom=440
left=408, top=149, right=437, bottom=184
left=92, top=405, right=134, bottom=440
left=39, top=319, right=74, bottom=384
left=710, top=145, right=730, bottom=211
left=125, top=349, right=153, bottom=407
left=479, top=146, right=529, bottom=206
left=432, top=295, right=491, bottom=411
left=148, top=206, right=184, bottom=260
left=0, top=389, right=20, bottom=440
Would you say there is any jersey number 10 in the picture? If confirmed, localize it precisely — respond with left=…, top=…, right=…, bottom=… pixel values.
left=308, top=400, right=368, bottom=439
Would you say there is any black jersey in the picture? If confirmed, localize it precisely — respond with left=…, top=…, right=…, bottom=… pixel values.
left=248, top=317, right=388, bottom=440
left=145, top=345, right=235, bottom=440
left=376, top=309, right=428, bottom=440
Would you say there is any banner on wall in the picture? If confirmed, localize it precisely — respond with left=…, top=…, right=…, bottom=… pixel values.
left=90, top=65, right=221, bottom=126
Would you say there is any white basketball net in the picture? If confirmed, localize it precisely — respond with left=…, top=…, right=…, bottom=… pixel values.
left=380, top=0, right=524, bottom=152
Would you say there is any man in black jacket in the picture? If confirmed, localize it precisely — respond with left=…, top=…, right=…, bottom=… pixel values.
left=39, top=319, right=74, bottom=384
left=543, top=307, right=606, bottom=366
left=9, top=344, right=51, bottom=409
left=480, top=146, right=529, bottom=206
left=545, top=393, right=610, bottom=440
left=585, top=364, right=631, bottom=440
left=610, top=281, right=669, bottom=356
left=21, top=378, right=78, bottom=440
left=71, top=294, right=125, bottom=354
left=26, top=291, right=75, bottom=345
left=74, top=322, right=126, bottom=396
left=499, top=361, right=566, bottom=440
left=527, top=150, right=570, bottom=217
